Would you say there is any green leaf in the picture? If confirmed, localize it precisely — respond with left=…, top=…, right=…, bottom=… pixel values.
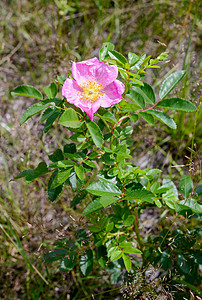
left=107, top=245, right=118, bottom=257
left=163, top=190, right=178, bottom=209
left=11, top=85, right=43, bottom=100
left=147, top=109, right=177, bottom=129
left=106, top=222, right=114, bottom=232
left=97, top=246, right=108, bottom=268
left=110, top=250, right=122, bottom=261
left=13, top=162, right=48, bottom=183
left=124, top=215, right=135, bottom=225
left=74, top=164, right=84, bottom=181
left=61, top=253, right=77, bottom=271
left=118, top=68, right=128, bottom=80
left=128, top=52, right=139, bottom=65
left=57, top=75, right=66, bottom=85
left=122, top=247, right=142, bottom=254
left=43, top=248, right=67, bottom=262
left=111, top=270, right=122, bottom=284
left=154, top=198, right=162, bottom=208
left=138, top=112, right=155, bottom=124
left=77, top=142, right=90, bottom=151
left=127, top=90, right=145, bottom=109
left=99, top=42, right=115, bottom=61
left=83, top=198, right=103, bottom=215
left=49, top=149, right=64, bottom=162
left=48, top=160, right=76, bottom=168
left=140, top=56, right=151, bottom=70
left=119, top=241, right=133, bottom=248
left=87, top=225, right=101, bottom=233
left=129, top=114, right=139, bottom=123
left=159, top=70, right=186, bottom=99
left=146, top=65, right=160, bottom=69
left=146, top=169, right=162, bottom=176
left=44, top=110, right=61, bottom=133
left=20, top=100, right=54, bottom=125
left=131, top=53, right=146, bottom=70
left=132, top=83, right=155, bottom=104
left=161, top=178, right=178, bottom=197
left=97, top=172, right=116, bottom=183
left=119, top=126, right=133, bottom=139
left=83, top=160, right=96, bottom=168
left=157, top=52, right=168, bottom=60
left=71, top=190, right=87, bottom=207
left=48, top=160, right=75, bottom=168
left=160, top=251, right=172, bottom=270
left=59, top=108, right=83, bottom=128
left=108, top=50, right=127, bottom=65
left=86, top=121, right=103, bottom=148
left=130, top=77, right=144, bottom=86
left=86, top=181, right=121, bottom=197
left=101, top=111, right=117, bottom=124
left=43, top=82, right=57, bottom=98
left=68, top=171, right=83, bottom=191
left=64, top=152, right=86, bottom=161
left=70, top=133, right=86, bottom=143
left=48, top=171, right=63, bottom=201
left=122, top=253, right=131, bottom=272
left=119, top=100, right=141, bottom=112
left=126, top=189, right=155, bottom=203
left=179, top=175, right=193, bottom=198
left=64, top=143, right=76, bottom=154
left=100, top=195, right=118, bottom=207
left=176, top=198, right=202, bottom=215
left=195, top=184, right=202, bottom=196
left=80, top=249, right=93, bottom=276
left=40, top=107, right=56, bottom=123
left=51, top=168, right=73, bottom=189
left=157, top=98, right=196, bottom=112
left=177, top=254, right=190, bottom=274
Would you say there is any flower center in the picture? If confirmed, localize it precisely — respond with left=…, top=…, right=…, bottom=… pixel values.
left=78, top=79, right=103, bottom=103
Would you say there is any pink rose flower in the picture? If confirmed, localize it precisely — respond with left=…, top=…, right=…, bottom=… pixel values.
left=62, top=57, right=125, bottom=121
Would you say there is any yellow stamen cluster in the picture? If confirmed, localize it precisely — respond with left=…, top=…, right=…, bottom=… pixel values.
left=78, top=78, right=103, bottom=103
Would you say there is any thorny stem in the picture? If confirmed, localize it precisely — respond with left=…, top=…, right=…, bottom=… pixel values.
left=81, top=113, right=87, bottom=121
left=82, top=130, right=94, bottom=148
left=112, top=102, right=158, bottom=133
left=141, top=102, right=158, bottom=112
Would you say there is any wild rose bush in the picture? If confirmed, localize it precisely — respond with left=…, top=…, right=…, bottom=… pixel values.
left=12, top=43, right=201, bottom=298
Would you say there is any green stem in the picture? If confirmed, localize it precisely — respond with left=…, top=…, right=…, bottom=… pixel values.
left=95, top=113, right=110, bottom=131
left=134, top=208, right=145, bottom=266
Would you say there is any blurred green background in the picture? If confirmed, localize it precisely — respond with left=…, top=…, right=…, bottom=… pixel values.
left=0, top=0, right=201, bottom=299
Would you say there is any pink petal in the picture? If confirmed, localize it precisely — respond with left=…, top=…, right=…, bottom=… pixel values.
left=101, top=80, right=125, bottom=107
left=62, top=79, right=81, bottom=104
left=72, top=57, right=100, bottom=85
left=85, top=99, right=102, bottom=121
left=78, top=99, right=103, bottom=121
left=95, top=63, right=118, bottom=87
left=62, top=58, right=125, bottom=121
left=82, top=107, right=94, bottom=121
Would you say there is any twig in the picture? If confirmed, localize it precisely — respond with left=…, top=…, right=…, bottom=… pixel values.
left=0, top=42, right=22, bottom=66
